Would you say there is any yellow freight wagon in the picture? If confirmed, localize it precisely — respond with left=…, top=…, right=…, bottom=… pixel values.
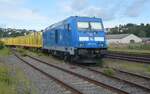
left=0, top=32, right=42, bottom=48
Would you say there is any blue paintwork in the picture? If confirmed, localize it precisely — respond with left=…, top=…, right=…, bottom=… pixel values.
left=43, top=16, right=108, bottom=55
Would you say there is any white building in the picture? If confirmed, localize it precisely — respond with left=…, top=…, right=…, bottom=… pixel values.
left=106, top=34, right=142, bottom=44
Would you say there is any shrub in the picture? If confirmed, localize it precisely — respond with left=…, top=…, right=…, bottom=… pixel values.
left=103, top=68, right=115, bottom=76
left=128, top=43, right=150, bottom=50
left=0, top=41, right=4, bottom=49
left=96, top=59, right=104, bottom=67
left=16, top=48, right=27, bottom=57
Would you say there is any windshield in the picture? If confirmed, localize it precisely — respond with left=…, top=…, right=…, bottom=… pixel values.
left=77, top=22, right=89, bottom=30
left=77, top=22, right=103, bottom=31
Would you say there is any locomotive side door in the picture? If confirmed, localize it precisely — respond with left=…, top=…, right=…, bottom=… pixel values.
left=55, top=30, right=58, bottom=44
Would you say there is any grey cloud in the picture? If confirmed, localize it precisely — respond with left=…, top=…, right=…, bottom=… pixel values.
left=71, top=0, right=88, bottom=11
left=69, top=0, right=124, bottom=21
left=80, top=6, right=114, bottom=20
left=125, top=0, right=149, bottom=17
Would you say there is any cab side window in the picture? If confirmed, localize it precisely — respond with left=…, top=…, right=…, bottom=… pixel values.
left=65, top=24, right=71, bottom=32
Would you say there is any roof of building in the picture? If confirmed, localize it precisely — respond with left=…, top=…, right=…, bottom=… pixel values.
left=106, top=34, right=130, bottom=39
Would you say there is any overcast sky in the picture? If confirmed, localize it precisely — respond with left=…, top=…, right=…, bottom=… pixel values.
left=0, top=0, right=150, bottom=30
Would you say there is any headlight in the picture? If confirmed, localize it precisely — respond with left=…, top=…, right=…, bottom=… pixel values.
left=94, top=37, right=104, bottom=41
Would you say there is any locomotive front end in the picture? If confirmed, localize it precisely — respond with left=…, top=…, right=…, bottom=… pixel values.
left=75, top=17, right=107, bottom=59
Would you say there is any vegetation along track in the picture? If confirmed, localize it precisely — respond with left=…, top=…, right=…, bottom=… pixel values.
left=112, top=68, right=150, bottom=80
left=83, top=66, right=150, bottom=92
left=106, top=51, right=150, bottom=64
left=12, top=51, right=124, bottom=94
left=23, top=53, right=150, bottom=94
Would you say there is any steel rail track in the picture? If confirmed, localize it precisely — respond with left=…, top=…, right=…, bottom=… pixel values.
left=105, top=53, right=150, bottom=64
left=108, top=51, right=150, bottom=58
left=26, top=55, right=129, bottom=94
left=83, top=67, right=150, bottom=92
left=111, top=68, right=150, bottom=80
left=13, top=52, right=83, bottom=94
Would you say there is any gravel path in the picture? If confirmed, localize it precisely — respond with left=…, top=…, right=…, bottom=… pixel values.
left=24, top=56, right=116, bottom=94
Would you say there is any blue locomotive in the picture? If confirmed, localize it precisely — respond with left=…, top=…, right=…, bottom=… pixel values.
left=43, top=16, right=107, bottom=63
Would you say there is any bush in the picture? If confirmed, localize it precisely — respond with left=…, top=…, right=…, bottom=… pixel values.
left=128, top=43, right=150, bottom=50
left=0, top=41, right=4, bottom=49
left=103, top=68, right=115, bottom=76
left=96, top=59, right=104, bottom=67
left=16, top=48, right=27, bottom=57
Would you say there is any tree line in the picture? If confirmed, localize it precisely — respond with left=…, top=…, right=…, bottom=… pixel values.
left=0, top=28, right=36, bottom=38
left=107, top=23, right=150, bottom=37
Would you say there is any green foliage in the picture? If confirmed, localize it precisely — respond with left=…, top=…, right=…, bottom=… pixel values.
left=108, top=23, right=150, bottom=37
left=96, top=59, right=104, bottom=67
left=0, top=41, right=4, bottom=49
left=0, top=65, right=12, bottom=85
left=147, top=66, right=150, bottom=72
left=0, top=47, right=11, bottom=56
left=0, top=28, right=31, bottom=38
left=104, top=59, right=150, bottom=74
left=109, top=43, right=150, bottom=54
left=103, top=68, right=115, bottom=76
left=16, top=48, right=27, bottom=57
left=0, top=63, right=37, bottom=94
left=128, top=43, right=150, bottom=50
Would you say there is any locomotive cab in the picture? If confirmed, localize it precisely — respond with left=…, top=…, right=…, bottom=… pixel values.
left=74, top=17, right=107, bottom=59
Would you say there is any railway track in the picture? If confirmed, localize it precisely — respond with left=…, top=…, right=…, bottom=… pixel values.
left=111, top=68, right=150, bottom=80
left=13, top=52, right=124, bottom=94
left=105, top=51, right=150, bottom=64
left=13, top=52, right=82, bottom=94
left=23, top=54, right=150, bottom=94
left=84, top=67, right=150, bottom=91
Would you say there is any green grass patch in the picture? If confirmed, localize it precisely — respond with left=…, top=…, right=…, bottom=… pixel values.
left=95, top=59, right=104, bottom=67
left=103, top=59, right=150, bottom=75
left=147, top=66, right=150, bottom=72
left=0, top=41, right=4, bottom=49
left=0, top=63, right=37, bottom=94
left=109, top=48, right=150, bottom=55
left=109, top=43, right=150, bottom=55
left=16, top=48, right=27, bottom=57
left=103, top=68, right=115, bottom=76
left=0, top=47, right=11, bottom=56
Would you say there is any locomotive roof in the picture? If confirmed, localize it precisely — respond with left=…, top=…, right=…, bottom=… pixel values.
left=44, top=16, right=103, bottom=31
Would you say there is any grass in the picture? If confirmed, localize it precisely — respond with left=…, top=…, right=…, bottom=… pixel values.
left=16, top=48, right=27, bottom=57
left=95, top=59, right=104, bottom=67
left=109, top=48, right=150, bottom=55
left=147, top=66, right=150, bottom=72
left=103, top=68, right=115, bottom=76
left=0, top=63, right=37, bottom=94
left=16, top=47, right=46, bottom=57
left=103, top=58, right=150, bottom=75
left=0, top=47, right=11, bottom=56
left=0, top=41, right=4, bottom=49
left=108, top=43, right=150, bottom=55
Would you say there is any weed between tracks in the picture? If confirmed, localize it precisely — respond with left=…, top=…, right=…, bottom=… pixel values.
left=95, top=59, right=104, bottom=67
left=103, top=68, right=115, bottom=76
left=16, top=48, right=28, bottom=57
left=0, top=63, right=37, bottom=94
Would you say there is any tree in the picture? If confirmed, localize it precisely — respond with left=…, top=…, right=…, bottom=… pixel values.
left=108, top=23, right=150, bottom=38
